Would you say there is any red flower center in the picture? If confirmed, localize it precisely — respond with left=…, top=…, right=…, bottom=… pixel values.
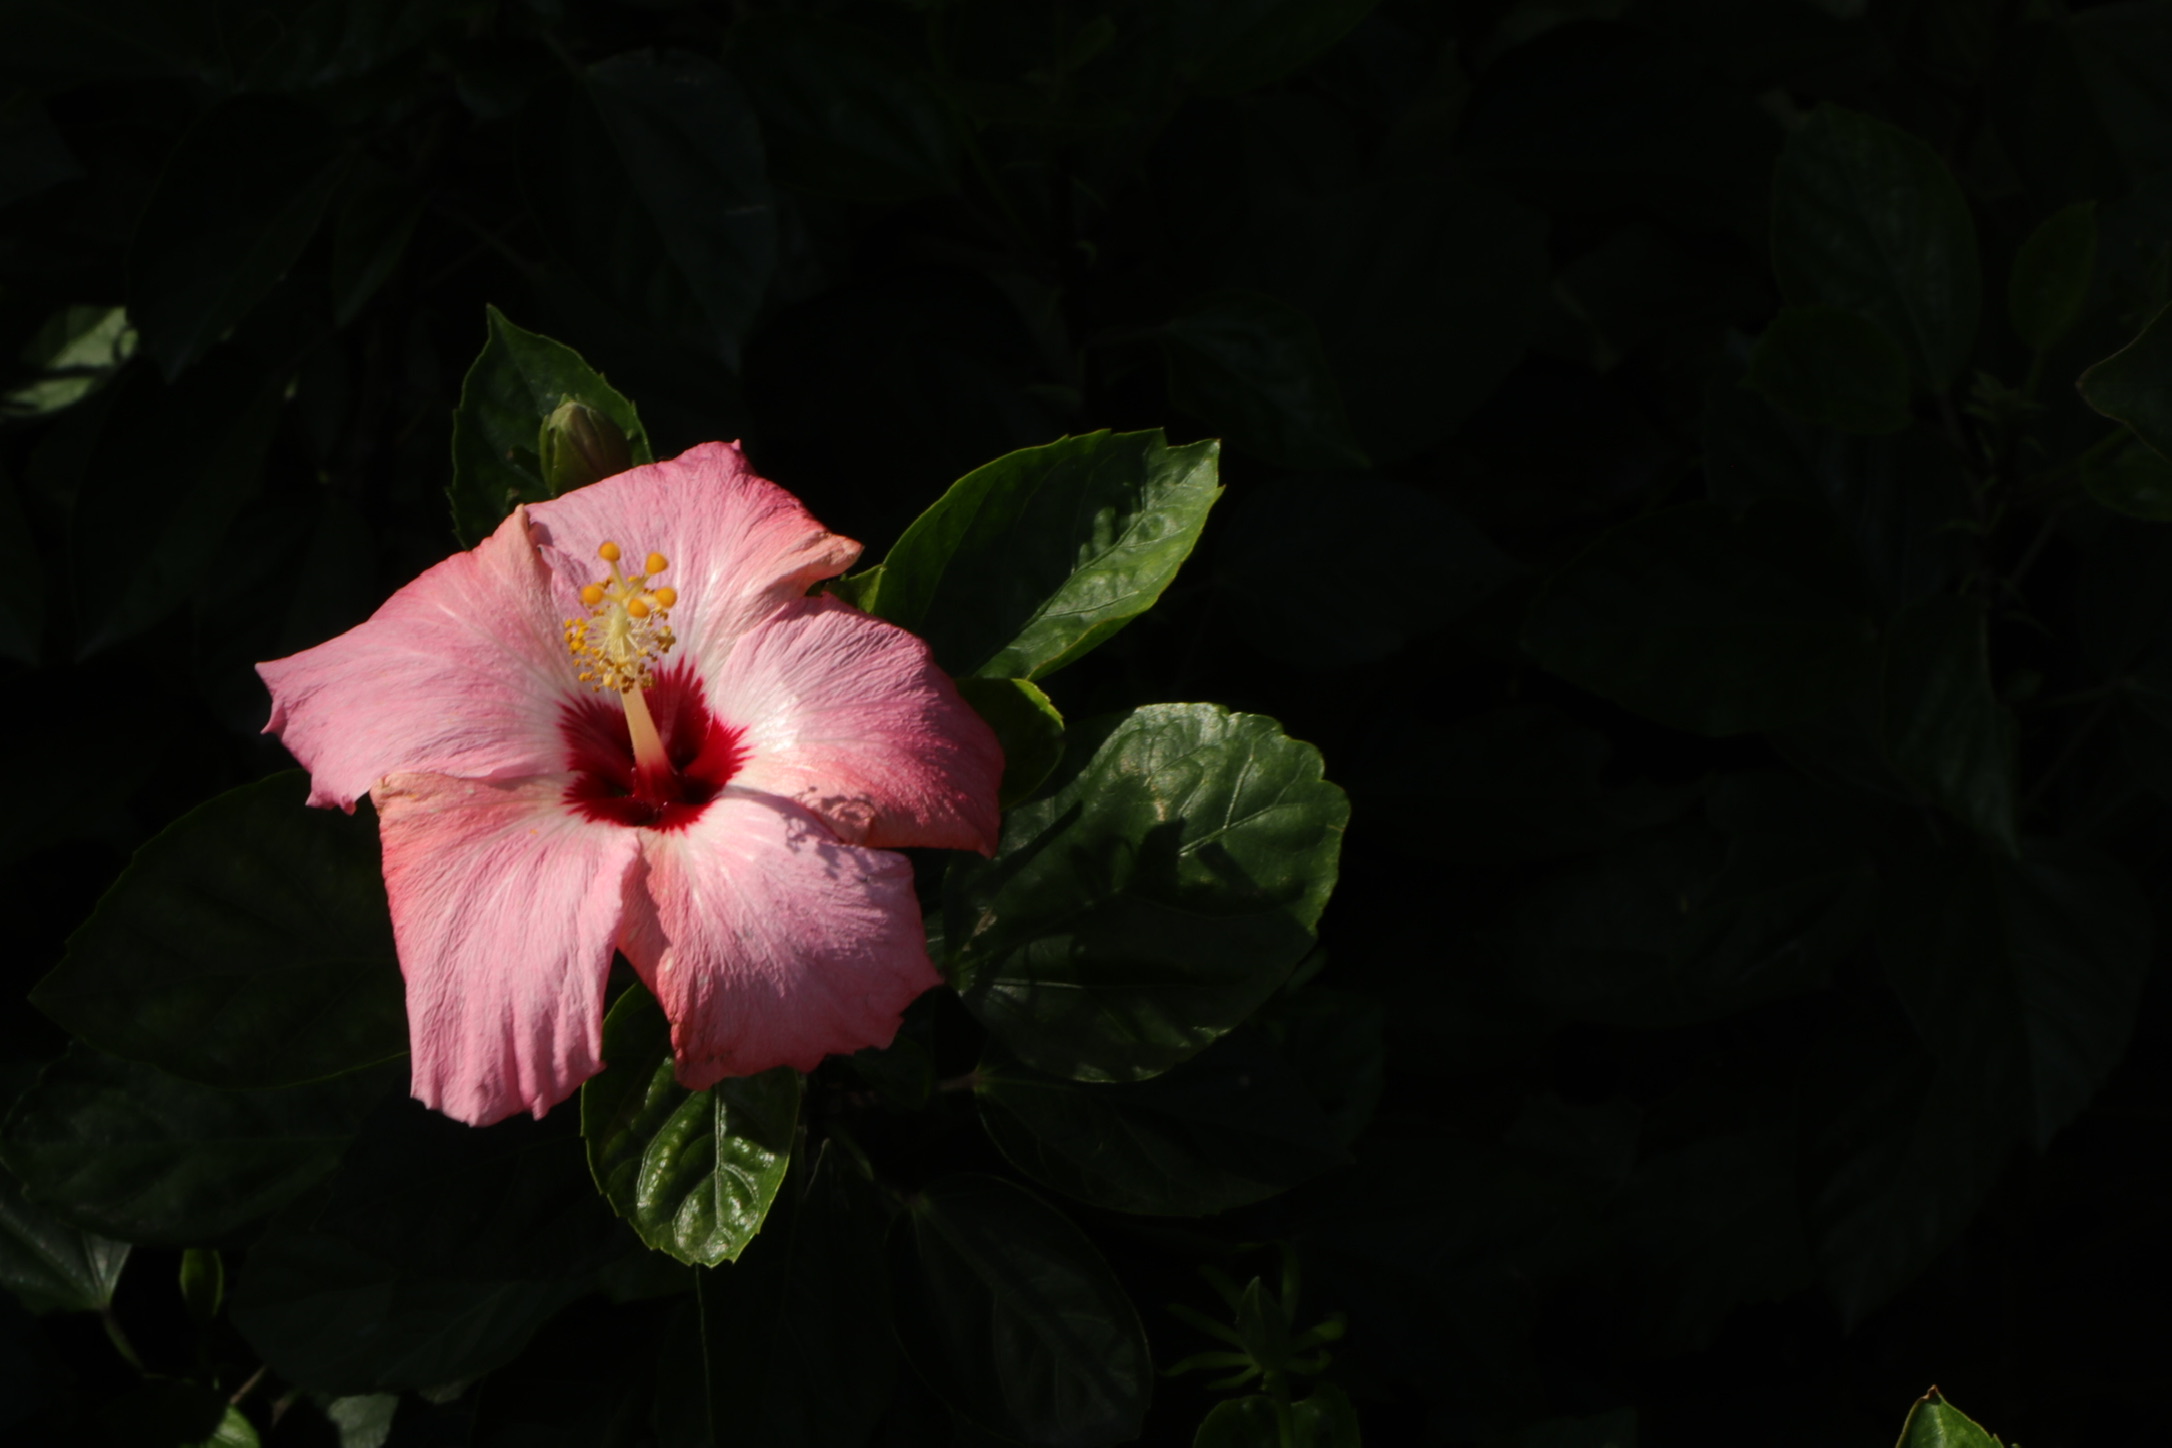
left=560, top=661, right=746, bottom=830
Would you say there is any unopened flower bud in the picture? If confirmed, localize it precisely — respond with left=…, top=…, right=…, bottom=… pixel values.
left=538, top=399, right=631, bottom=493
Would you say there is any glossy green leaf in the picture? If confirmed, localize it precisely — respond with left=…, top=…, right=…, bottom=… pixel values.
left=1878, top=595, right=2017, bottom=852
left=955, top=676, right=1065, bottom=810
left=580, top=987, right=799, bottom=1268
left=32, top=772, right=406, bottom=1089
left=945, top=705, right=1348, bottom=1082
left=2082, top=436, right=2172, bottom=520
left=852, top=430, right=1221, bottom=680
left=1895, top=1389, right=2004, bottom=1448
left=891, top=1174, right=1150, bottom=1448
left=128, top=95, right=352, bottom=377
left=1745, top=307, right=1911, bottom=435
left=179, top=1247, right=223, bottom=1323
left=1523, top=501, right=1877, bottom=736
left=2080, top=304, right=2172, bottom=464
left=1227, top=177, right=1547, bottom=461
left=232, top=1100, right=622, bottom=1393
left=697, top=1146, right=897, bottom=1448
left=727, top=15, right=960, bottom=203
left=1, top=1046, right=396, bottom=1246
left=1771, top=105, right=1980, bottom=388
left=527, top=50, right=774, bottom=361
left=1214, top=476, right=1521, bottom=668
left=1162, top=291, right=1367, bottom=470
left=448, top=306, right=654, bottom=546
left=0, top=1164, right=126, bottom=1314
left=1193, top=0, right=1384, bottom=97
left=976, top=1029, right=1345, bottom=1217
left=2008, top=200, right=2097, bottom=351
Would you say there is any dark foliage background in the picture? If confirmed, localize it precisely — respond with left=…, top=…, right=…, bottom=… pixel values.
left=3, top=0, right=2170, bottom=1444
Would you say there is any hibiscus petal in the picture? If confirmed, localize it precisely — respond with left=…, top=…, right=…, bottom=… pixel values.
left=524, top=441, right=860, bottom=659
left=259, top=508, right=574, bottom=810
left=621, top=792, right=939, bottom=1087
left=374, top=771, right=642, bottom=1126
left=720, top=595, right=1003, bottom=853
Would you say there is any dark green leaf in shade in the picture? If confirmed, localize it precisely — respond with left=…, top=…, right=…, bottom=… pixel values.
left=851, top=430, right=1221, bottom=680
left=232, top=1099, right=623, bottom=1394
left=329, top=161, right=426, bottom=330
left=68, top=354, right=284, bottom=657
left=0, top=1046, right=396, bottom=1246
left=955, top=676, right=1065, bottom=811
left=2067, top=5, right=2172, bottom=186
left=1162, top=291, right=1368, bottom=470
left=2079, top=304, right=2172, bottom=464
left=696, top=1146, right=898, bottom=1448
left=1894, top=1389, right=2005, bottom=1448
left=1214, top=476, right=1521, bottom=668
left=1195, top=1395, right=1281, bottom=1447
left=0, top=97, right=81, bottom=209
left=2008, top=201, right=2098, bottom=352
left=32, top=773, right=407, bottom=1090
left=1191, top=0, right=1382, bottom=96
left=2083, top=437, right=2172, bottom=520
left=127, top=96, right=353, bottom=377
left=1770, top=105, right=1981, bottom=389
left=1522, top=501, right=1877, bottom=736
left=891, top=1174, right=1150, bottom=1448
left=1518, top=1409, right=1637, bottom=1448
left=527, top=50, right=774, bottom=363
left=0, top=1163, right=126, bottom=1314
left=448, top=306, right=654, bottom=546
left=179, top=1247, right=223, bottom=1323
left=1744, top=307, right=1911, bottom=436
left=945, top=705, right=1348, bottom=1082
left=975, top=1028, right=1346, bottom=1217
left=1806, top=844, right=2149, bottom=1323
left=1226, top=177, right=1547, bottom=461
left=726, top=15, right=961, bottom=203
left=0, top=467, right=39, bottom=666
left=1878, top=596, right=2018, bottom=852
left=97, top=1379, right=247, bottom=1448
left=580, top=987, right=799, bottom=1267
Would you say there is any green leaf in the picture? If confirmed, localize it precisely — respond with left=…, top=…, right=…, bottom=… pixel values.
left=726, top=15, right=961, bottom=203
left=945, top=705, right=1349, bottom=1082
left=975, top=1029, right=1346, bottom=1217
left=33, top=773, right=405, bottom=1089
left=580, top=987, right=799, bottom=1267
left=1288, top=1385, right=1363, bottom=1447
left=1192, top=0, right=1384, bottom=97
left=1771, top=105, right=1981, bottom=389
left=1878, top=595, right=2018, bottom=852
left=128, top=95, right=353, bottom=377
left=853, top=430, right=1221, bottom=680
left=2008, top=200, right=2098, bottom=351
left=1226, top=177, right=1547, bottom=461
left=2080, top=304, right=2172, bottom=465
left=1194, top=1395, right=1279, bottom=1447
left=955, top=676, right=1066, bottom=810
left=0, top=1163, right=126, bottom=1314
left=1522, top=501, right=1877, bottom=736
left=1894, top=1389, right=2004, bottom=1448
left=448, top=305, right=654, bottom=546
left=0, top=1046, right=396, bottom=1246
left=0, top=97, right=81, bottom=210
left=329, top=160, right=425, bottom=330
left=2083, top=436, right=2172, bottom=520
left=526, top=50, right=774, bottom=362
left=1744, top=307, right=1912, bottom=435
left=697, top=1146, right=898, bottom=1448
left=891, top=1175, right=1150, bottom=1448
left=1214, top=476, right=1521, bottom=668
left=1162, top=291, right=1367, bottom=470
left=232, top=1099, right=623, bottom=1394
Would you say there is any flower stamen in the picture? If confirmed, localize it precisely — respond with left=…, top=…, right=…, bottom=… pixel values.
left=563, top=540, right=679, bottom=779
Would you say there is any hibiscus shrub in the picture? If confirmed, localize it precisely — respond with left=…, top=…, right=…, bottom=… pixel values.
left=5, top=3, right=2172, bottom=1447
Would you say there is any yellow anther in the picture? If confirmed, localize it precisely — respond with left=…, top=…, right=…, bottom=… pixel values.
left=598, top=541, right=621, bottom=563
left=627, top=597, right=651, bottom=620
left=652, top=586, right=677, bottom=609
left=645, top=552, right=668, bottom=576
left=580, top=583, right=606, bottom=607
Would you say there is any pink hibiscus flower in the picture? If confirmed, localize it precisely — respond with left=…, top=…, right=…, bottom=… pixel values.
left=259, top=442, right=1002, bottom=1126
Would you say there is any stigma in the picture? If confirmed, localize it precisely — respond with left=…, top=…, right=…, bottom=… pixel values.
left=563, top=541, right=680, bottom=695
